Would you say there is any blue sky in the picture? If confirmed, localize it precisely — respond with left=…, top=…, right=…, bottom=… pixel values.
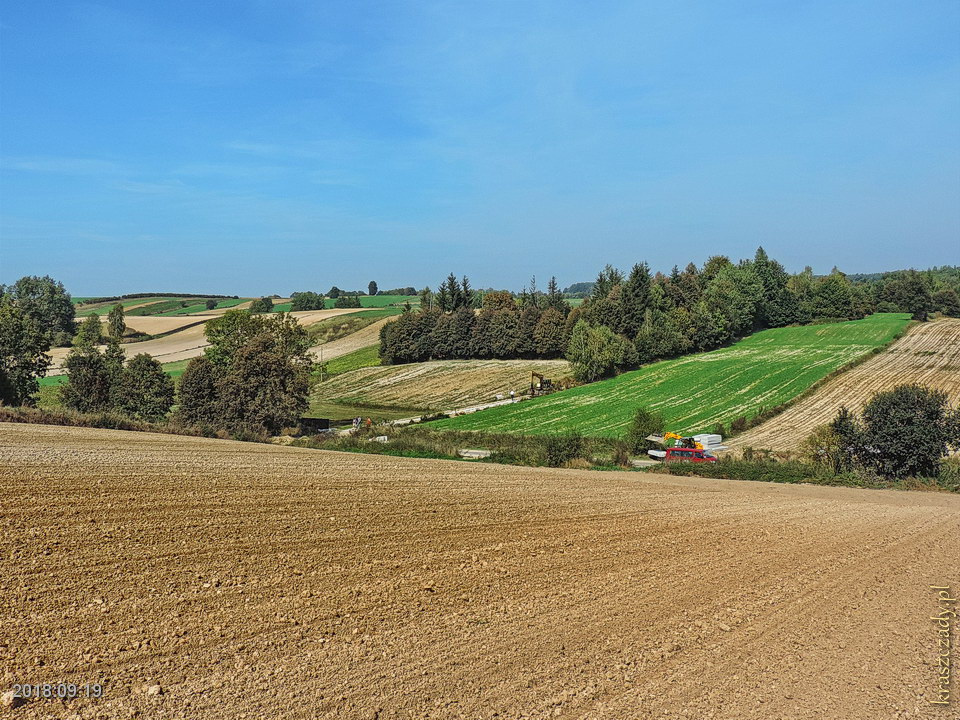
left=1, top=1, right=958, bottom=296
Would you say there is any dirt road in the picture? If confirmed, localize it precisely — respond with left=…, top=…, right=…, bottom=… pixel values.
left=1, top=422, right=957, bottom=719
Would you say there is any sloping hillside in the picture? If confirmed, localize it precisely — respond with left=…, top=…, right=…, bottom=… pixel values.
left=431, top=314, right=911, bottom=438
left=47, top=308, right=376, bottom=374
left=730, top=317, right=960, bottom=450
left=308, top=318, right=393, bottom=362
left=313, top=358, right=571, bottom=411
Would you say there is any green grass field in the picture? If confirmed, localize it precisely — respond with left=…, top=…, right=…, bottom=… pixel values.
left=75, top=296, right=170, bottom=316
left=323, top=344, right=382, bottom=376
left=431, top=313, right=911, bottom=438
left=274, top=295, right=418, bottom=313
left=158, top=298, right=250, bottom=315
left=303, top=399, right=424, bottom=422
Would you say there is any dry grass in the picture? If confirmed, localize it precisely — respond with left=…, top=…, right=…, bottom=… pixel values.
left=313, top=358, right=571, bottom=411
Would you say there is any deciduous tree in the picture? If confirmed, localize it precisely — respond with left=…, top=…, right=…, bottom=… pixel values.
left=112, top=354, right=175, bottom=421
left=1, top=275, right=76, bottom=346
left=0, top=296, right=51, bottom=406
left=108, top=303, right=126, bottom=339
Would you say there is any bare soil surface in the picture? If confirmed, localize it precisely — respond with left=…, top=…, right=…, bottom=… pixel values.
left=316, top=359, right=572, bottom=410
left=732, top=318, right=960, bottom=451
left=2, top=422, right=957, bottom=718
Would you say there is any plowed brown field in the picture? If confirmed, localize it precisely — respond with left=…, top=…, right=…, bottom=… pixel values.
left=731, top=318, right=960, bottom=451
left=2, top=422, right=957, bottom=719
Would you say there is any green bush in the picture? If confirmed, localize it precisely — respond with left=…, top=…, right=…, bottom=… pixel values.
left=652, top=455, right=959, bottom=492
left=250, top=297, right=274, bottom=314
left=544, top=433, right=585, bottom=467
left=858, top=384, right=956, bottom=478
left=111, top=353, right=175, bottom=421
left=624, top=407, right=665, bottom=453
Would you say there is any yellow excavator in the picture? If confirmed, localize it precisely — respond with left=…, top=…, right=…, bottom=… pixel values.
left=663, top=432, right=703, bottom=449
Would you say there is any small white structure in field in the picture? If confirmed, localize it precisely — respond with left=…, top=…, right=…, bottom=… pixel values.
left=693, top=434, right=728, bottom=451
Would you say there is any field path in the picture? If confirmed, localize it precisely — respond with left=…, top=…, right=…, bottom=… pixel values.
left=731, top=317, right=960, bottom=451
left=2, top=422, right=957, bottom=719
left=308, top=317, right=392, bottom=361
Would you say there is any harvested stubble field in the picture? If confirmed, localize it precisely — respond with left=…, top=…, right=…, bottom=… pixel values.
left=731, top=317, right=960, bottom=451
left=2, top=422, right=958, bottom=719
left=308, top=317, right=393, bottom=362
left=432, top=314, right=911, bottom=437
left=314, top=358, right=572, bottom=411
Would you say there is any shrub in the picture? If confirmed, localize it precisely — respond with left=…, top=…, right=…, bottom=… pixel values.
left=74, top=314, right=102, bottom=348
left=624, top=407, right=666, bottom=453
left=730, top=415, right=748, bottom=434
left=858, top=384, right=956, bottom=479
left=334, top=295, right=362, bottom=309
left=544, top=433, right=585, bottom=467
left=290, top=291, right=326, bottom=311
left=250, top=297, right=274, bottom=314
left=111, top=353, right=175, bottom=421
left=801, top=424, right=845, bottom=473
left=612, top=441, right=631, bottom=467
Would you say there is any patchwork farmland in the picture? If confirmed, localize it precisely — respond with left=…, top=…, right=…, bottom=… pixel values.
left=431, top=314, right=911, bottom=438
left=730, top=317, right=960, bottom=451
left=45, top=308, right=380, bottom=376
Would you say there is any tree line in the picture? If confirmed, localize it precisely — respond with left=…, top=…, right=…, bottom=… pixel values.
left=380, top=250, right=949, bottom=381
left=379, top=275, right=572, bottom=364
